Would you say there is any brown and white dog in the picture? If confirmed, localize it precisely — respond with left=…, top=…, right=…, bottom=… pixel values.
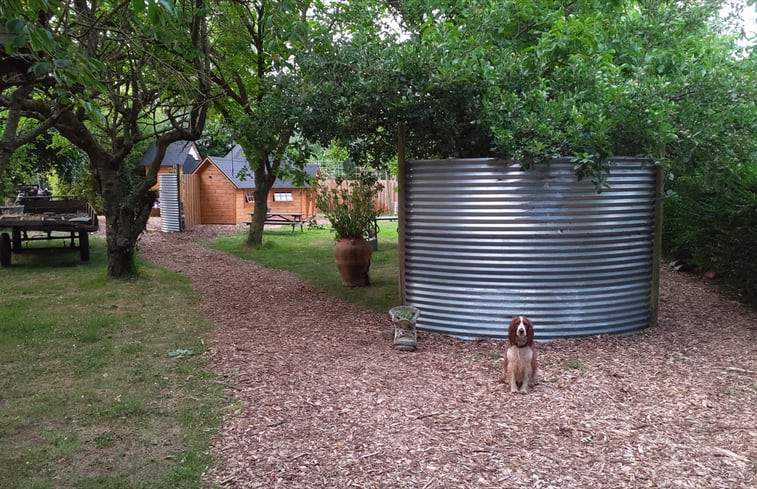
left=503, top=316, right=537, bottom=394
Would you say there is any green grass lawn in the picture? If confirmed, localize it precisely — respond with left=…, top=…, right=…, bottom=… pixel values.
left=0, top=237, right=223, bottom=489
left=207, top=220, right=401, bottom=314
left=0, top=221, right=397, bottom=488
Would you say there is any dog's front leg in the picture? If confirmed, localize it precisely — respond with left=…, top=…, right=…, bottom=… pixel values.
left=519, top=370, right=531, bottom=393
left=508, top=370, right=519, bottom=393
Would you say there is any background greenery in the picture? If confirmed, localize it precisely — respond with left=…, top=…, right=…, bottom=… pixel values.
left=0, top=238, right=224, bottom=489
left=664, top=163, right=757, bottom=303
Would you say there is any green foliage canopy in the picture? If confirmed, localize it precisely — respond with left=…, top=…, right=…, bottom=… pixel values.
left=301, top=0, right=755, bottom=186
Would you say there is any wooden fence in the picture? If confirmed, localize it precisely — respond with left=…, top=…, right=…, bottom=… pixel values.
left=180, top=174, right=201, bottom=228
left=318, top=178, right=398, bottom=215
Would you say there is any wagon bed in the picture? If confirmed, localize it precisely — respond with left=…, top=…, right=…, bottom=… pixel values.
left=0, top=196, right=99, bottom=267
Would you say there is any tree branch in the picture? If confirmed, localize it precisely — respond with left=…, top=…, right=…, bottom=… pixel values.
left=0, top=86, right=64, bottom=176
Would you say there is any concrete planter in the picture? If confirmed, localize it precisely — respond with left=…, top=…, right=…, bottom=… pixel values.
left=389, top=305, right=420, bottom=351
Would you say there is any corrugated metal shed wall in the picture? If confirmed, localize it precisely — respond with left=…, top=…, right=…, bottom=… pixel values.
left=403, top=157, right=658, bottom=340
left=159, top=174, right=182, bottom=232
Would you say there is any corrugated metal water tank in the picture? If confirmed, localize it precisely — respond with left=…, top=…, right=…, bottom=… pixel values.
left=403, top=157, right=659, bottom=340
left=159, top=174, right=182, bottom=232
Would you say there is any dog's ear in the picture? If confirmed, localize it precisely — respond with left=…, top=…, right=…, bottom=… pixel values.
left=508, top=317, right=518, bottom=342
left=524, top=317, right=535, bottom=344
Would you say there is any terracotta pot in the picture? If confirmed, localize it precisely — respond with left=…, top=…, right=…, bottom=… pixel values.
left=333, top=237, right=372, bottom=286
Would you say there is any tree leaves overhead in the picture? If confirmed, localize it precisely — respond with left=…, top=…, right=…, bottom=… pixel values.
left=300, top=0, right=754, bottom=185
left=210, top=0, right=315, bottom=164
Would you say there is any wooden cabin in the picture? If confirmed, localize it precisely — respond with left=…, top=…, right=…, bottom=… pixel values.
left=193, top=154, right=318, bottom=225
left=140, top=140, right=202, bottom=216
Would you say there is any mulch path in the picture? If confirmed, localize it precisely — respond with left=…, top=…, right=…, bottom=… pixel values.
left=137, top=223, right=756, bottom=489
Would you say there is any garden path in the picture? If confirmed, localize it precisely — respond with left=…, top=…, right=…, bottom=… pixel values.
left=137, top=223, right=756, bottom=489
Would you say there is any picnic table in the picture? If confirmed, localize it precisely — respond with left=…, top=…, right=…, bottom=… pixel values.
left=367, top=215, right=398, bottom=251
left=246, top=212, right=309, bottom=233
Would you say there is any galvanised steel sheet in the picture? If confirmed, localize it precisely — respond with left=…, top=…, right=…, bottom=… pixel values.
left=159, top=174, right=182, bottom=232
left=403, top=157, right=658, bottom=340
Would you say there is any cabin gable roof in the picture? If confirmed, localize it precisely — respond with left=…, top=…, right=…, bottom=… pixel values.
left=196, top=155, right=318, bottom=190
left=140, top=140, right=201, bottom=174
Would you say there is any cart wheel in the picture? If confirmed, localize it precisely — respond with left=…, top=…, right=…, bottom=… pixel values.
left=79, top=231, right=90, bottom=262
left=11, top=227, right=22, bottom=253
left=1, top=233, right=11, bottom=267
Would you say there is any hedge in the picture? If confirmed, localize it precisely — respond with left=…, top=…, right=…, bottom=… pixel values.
left=663, top=165, right=757, bottom=303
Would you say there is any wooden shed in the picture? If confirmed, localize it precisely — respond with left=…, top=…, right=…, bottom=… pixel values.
left=140, top=140, right=202, bottom=217
left=140, top=140, right=202, bottom=189
left=193, top=154, right=319, bottom=225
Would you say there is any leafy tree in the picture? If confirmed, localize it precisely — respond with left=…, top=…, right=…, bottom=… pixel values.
left=207, top=0, right=322, bottom=247
left=306, top=0, right=754, bottom=186
left=342, top=0, right=756, bottom=298
left=0, top=0, right=211, bottom=277
left=195, top=113, right=235, bottom=157
left=299, top=0, right=494, bottom=168
left=0, top=127, right=88, bottom=199
left=208, top=0, right=483, bottom=246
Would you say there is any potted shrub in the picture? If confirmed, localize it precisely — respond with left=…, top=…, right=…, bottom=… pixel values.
left=316, top=179, right=382, bottom=286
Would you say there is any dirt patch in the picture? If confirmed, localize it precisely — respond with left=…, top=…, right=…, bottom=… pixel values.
left=137, top=224, right=756, bottom=489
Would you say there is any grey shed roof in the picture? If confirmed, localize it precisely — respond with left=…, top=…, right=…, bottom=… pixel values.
left=224, top=143, right=244, bottom=160
left=205, top=155, right=318, bottom=190
left=140, top=140, right=201, bottom=174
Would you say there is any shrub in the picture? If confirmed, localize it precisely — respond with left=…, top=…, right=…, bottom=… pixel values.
left=663, top=165, right=757, bottom=303
left=315, top=180, right=382, bottom=240
left=52, top=168, right=103, bottom=212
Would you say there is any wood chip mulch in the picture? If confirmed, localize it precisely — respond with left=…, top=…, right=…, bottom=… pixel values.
left=137, top=223, right=756, bottom=489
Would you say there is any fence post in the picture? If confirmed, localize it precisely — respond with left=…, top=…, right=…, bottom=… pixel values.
left=397, top=124, right=407, bottom=304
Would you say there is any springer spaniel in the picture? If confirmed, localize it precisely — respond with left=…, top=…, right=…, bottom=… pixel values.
left=503, top=316, right=537, bottom=394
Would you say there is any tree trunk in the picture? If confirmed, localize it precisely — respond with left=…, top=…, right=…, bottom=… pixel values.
left=99, top=164, right=156, bottom=279
left=104, top=210, right=138, bottom=277
left=248, top=193, right=268, bottom=247
left=246, top=157, right=279, bottom=247
left=50, top=112, right=156, bottom=279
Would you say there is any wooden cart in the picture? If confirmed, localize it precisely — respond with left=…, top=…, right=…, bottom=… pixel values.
left=0, top=196, right=99, bottom=267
